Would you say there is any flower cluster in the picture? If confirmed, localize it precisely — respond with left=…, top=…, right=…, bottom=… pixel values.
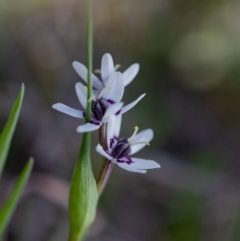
left=52, top=53, right=160, bottom=173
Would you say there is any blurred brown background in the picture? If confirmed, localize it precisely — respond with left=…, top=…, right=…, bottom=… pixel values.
left=1, top=0, right=240, bottom=240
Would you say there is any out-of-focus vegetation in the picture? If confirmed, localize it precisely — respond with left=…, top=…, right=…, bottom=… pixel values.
left=0, top=85, right=33, bottom=238
left=1, top=0, right=240, bottom=240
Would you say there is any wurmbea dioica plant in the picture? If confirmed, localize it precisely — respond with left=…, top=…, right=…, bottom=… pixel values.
left=52, top=1, right=160, bottom=240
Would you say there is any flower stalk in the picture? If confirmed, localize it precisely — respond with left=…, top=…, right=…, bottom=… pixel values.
left=97, top=125, right=114, bottom=196
left=97, top=159, right=114, bottom=196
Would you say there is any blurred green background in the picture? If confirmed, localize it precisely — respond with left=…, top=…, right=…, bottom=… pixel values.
left=1, top=0, right=240, bottom=240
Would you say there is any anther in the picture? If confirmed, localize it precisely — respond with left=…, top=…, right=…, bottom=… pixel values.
left=88, top=96, right=96, bottom=102
left=114, top=64, right=121, bottom=71
left=98, top=86, right=111, bottom=99
left=94, top=69, right=101, bottom=74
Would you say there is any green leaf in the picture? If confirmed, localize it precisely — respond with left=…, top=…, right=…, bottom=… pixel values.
left=0, top=158, right=34, bottom=238
left=68, top=133, right=98, bottom=241
left=0, top=84, right=25, bottom=178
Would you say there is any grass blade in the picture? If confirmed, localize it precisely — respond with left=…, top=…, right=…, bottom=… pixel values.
left=0, top=84, right=25, bottom=178
left=0, top=158, right=34, bottom=238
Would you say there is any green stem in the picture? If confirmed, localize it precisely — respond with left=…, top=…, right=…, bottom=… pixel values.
left=68, top=1, right=97, bottom=241
left=86, top=0, right=93, bottom=122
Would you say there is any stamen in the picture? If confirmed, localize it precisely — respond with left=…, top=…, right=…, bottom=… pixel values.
left=128, top=126, right=139, bottom=143
left=94, top=69, right=101, bottom=74
left=88, top=96, right=96, bottom=102
left=131, top=141, right=150, bottom=146
left=114, top=64, right=121, bottom=71
left=98, top=86, right=111, bottom=99
left=87, top=85, right=97, bottom=102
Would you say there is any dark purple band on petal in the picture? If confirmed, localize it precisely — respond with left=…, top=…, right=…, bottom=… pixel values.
left=110, top=138, right=115, bottom=149
left=90, top=120, right=101, bottom=125
left=83, top=112, right=86, bottom=117
left=107, top=99, right=115, bottom=104
left=115, top=109, right=121, bottom=115
left=117, top=157, right=133, bottom=165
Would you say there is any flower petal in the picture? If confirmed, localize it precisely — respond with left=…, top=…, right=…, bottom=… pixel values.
left=134, top=129, right=154, bottom=142
left=123, top=63, right=140, bottom=86
left=96, top=144, right=113, bottom=160
left=102, top=72, right=124, bottom=104
left=72, top=61, right=103, bottom=90
left=75, top=82, right=87, bottom=109
left=130, top=129, right=154, bottom=155
left=117, top=162, right=146, bottom=174
left=130, top=158, right=160, bottom=169
left=102, top=102, right=124, bottom=123
left=101, top=53, right=114, bottom=85
left=76, top=122, right=101, bottom=133
left=52, top=103, right=85, bottom=118
left=120, top=93, right=146, bottom=115
left=106, top=115, right=116, bottom=148
left=114, top=115, right=122, bottom=137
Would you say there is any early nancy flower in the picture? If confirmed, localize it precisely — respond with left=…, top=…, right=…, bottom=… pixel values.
left=72, top=53, right=140, bottom=94
left=96, top=115, right=160, bottom=173
left=52, top=72, right=145, bottom=133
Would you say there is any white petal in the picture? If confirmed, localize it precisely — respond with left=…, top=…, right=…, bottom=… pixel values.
left=130, top=158, right=160, bottom=169
left=101, top=53, right=114, bottom=84
left=114, top=115, right=122, bottom=137
left=96, top=144, right=113, bottom=160
left=93, top=89, right=101, bottom=97
left=123, top=63, right=140, bottom=86
left=52, top=103, right=84, bottom=118
left=102, top=72, right=124, bottom=104
left=72, top=61, right=103, bottom=90
left=75, top=82, right=87, bottom=109
left=117, top=162, right=146, bottom=174
left=76, top=122, right=101, bottom=133
left=102, top=102, right=124, bottom=123
left=121, top=93, right=146, bottom=114
left=133, top=129, right=154, bottom=143
left=130, top=129, right=154, bottom=155
left=106, top=115, right=116, bottom=148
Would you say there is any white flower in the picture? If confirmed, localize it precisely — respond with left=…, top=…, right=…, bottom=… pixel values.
left=52, top=72, right=145, bottom=133
left=72, top=53, right=140, bottom=94
left=96, top=115, right=160, bottom=173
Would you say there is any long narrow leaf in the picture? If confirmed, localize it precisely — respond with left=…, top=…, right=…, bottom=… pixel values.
left=68, top=133, right=98, bottom=241
left=0, top=158, right=34, bottom=238
left=0, top=84, right=25, bottom=178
